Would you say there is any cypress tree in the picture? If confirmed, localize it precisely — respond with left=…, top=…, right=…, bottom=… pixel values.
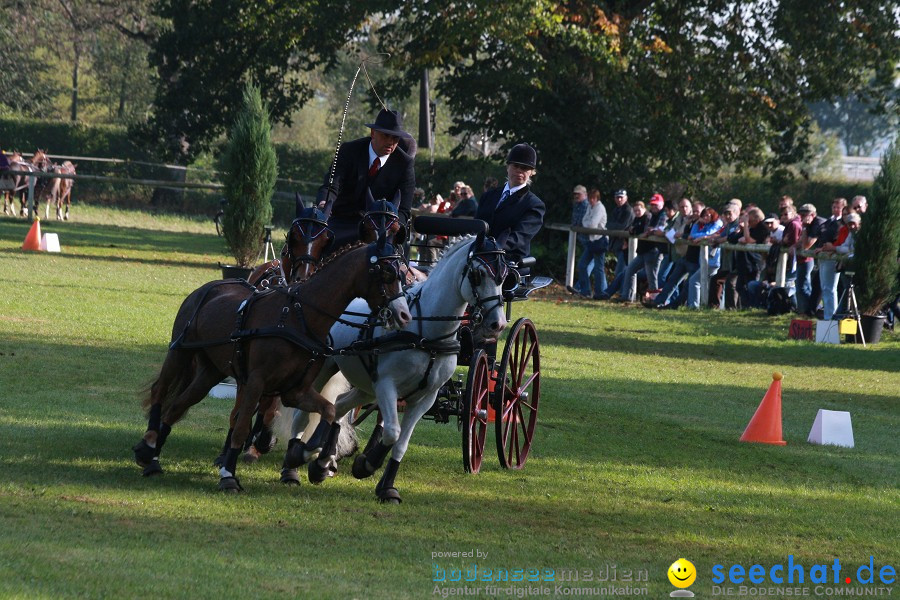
left=221, top=83, right=277, bottom=268
left=854, top=142, right=900, bottom=315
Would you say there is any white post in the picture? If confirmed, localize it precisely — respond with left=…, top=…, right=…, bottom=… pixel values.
left=566, top=229, right=577, bottom=288
left=699, top=244, right=709, bottom=307
left=627, top=235, right=637, bottom=264
left=775, top=249, right=788, bottom=288
left=27, top=175, right=35, bottom=220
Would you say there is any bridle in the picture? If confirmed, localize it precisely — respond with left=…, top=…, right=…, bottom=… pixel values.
left=461, top=240, right=509, bottom=327
left=367, top=240, right=405, bottom=324
left=285, top=211, right=334, bottom=282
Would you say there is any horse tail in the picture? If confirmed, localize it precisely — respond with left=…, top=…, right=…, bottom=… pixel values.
left=140, top=348, right=196, bottom=416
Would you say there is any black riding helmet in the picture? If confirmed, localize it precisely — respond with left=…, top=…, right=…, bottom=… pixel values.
left=505, top=143, right=537, bottom=169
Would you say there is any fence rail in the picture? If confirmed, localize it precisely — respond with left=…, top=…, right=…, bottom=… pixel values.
left=548, top=223, right=846, bottom=303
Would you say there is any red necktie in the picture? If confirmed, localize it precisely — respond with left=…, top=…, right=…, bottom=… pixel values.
left=368, top=158, right=380, bottom=178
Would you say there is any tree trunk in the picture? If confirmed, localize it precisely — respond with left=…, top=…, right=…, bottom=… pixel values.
left=70, top=44, right=80, bottom=122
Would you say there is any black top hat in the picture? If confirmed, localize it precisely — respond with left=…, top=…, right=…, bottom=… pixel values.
left=366, top=109, right=408, bottom=137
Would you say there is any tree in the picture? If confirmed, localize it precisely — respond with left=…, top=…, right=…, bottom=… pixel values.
left=376, top=0, right=900, bottom=209
left=810, top=92, right=900, bottom=157
left=136, top=0, right=376, bottom=163
left=221, top=83, right=277, bottom=268
left=0, top=18, right=58, bottom=117
left=853, top=141, right=900, bottom=316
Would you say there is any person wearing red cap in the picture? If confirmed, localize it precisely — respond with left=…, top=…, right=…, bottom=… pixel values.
left=617, top=193, right=668, bottom=302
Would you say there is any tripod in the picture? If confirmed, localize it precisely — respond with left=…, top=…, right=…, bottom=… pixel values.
left=260, top=226, right=276, bottom=264
left=828, top=272, right=865, bottom=346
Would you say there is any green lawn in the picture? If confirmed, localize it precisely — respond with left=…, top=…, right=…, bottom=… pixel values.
left=1, top=208, right=898, bottom=599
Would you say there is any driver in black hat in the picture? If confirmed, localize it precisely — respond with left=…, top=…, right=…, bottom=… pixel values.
left=317, top=108, right=416, bottom=250
left=475, top=143, right=546, bottom=264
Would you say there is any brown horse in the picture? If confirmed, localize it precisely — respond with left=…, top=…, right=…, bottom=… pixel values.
left=133, top=240, right=411, bottom=491
left=50, top=161, right=76, bottom=220
left=2, top=152, right=36, bottom=217
left=220, top=208, right=335, bottom=464
left=28, top=150, right=62, bottom=219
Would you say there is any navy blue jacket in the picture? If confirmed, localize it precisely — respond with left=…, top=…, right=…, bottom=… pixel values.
left=475, top=185, right=545, bottom=261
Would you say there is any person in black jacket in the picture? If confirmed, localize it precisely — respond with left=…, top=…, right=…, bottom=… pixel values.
left=475, top=143, right=545, bottom=265
left=318, top=109, right=416, bottom=250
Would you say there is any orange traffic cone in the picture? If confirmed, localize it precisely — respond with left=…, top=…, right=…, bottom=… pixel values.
left=740, top=372, right=787, bottom=445
left=22, top=218, right=42, bottom=251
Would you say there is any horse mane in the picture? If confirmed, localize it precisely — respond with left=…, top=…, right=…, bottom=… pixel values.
left=295, top=241, right=366, bottom=286
left=406, top=235, right=475, bottom=296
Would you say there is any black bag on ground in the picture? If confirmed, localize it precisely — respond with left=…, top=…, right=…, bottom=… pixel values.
left=766, top=287, right=794, bottom=315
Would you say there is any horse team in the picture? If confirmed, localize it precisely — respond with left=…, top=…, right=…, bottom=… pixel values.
left=1, top=150, right=76, bottom=220
left=134, top=203, right=509, bottom=503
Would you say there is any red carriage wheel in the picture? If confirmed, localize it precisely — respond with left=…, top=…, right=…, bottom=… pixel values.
left=462, top=350, right=491, bottom=473
left=495, top=318, right=540, bottom=469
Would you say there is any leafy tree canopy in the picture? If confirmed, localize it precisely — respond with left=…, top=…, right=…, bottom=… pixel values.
left=136, top=0, right=374, bottom=162
left=377, top=0, right=900, bottom=199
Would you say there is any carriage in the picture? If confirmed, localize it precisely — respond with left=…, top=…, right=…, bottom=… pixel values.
left=135, top=206, right=550, bottom=499
left=348, top=214, right=552, bottom=474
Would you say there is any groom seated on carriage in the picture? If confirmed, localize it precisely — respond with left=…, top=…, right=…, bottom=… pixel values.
left=316, top=108, right=416, bottom=252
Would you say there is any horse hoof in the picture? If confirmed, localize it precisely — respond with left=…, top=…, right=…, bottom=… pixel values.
left=218, top=477, right=244, bottom=493
left=280, top=468, right=300, bottom=485
left=352, top=454, right=376, bottom=479
left=242, top=448, right=261, bottom=464
left=132, top=440, right=155, bottom=468
left=307, top=459, right=337, bottom=485
left=142, top=460, right=163, bottom=477
left=377, top=487, right=402, bottom=504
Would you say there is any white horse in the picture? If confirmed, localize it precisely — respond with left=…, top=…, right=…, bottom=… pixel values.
left=281, top=233, right=509, bottom=503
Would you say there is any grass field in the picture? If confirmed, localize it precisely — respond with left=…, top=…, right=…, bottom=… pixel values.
left=1, top=208, right=898, bottom=599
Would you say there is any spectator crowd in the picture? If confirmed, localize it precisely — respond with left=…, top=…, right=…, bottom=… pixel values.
left=566, top=186, right=870, bottom=322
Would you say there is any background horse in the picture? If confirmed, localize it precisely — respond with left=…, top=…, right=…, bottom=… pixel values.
left=2, top=152, right=36, bottom=217
left=133, top=241, right=411, bottom=492
left=284, top=234, right=508, bottom=502
left=29, top=150, right=62, bottom=220
left=51, top=161, right=76, bottom=220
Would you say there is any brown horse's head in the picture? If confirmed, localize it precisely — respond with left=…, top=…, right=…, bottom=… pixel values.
left=360, top=239, right=411, bottom=329
left=32, top=150, right=52, bottom=171
left=283, top=207, right=334, bottom=283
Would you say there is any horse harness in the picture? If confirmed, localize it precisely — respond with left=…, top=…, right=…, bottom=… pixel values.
left=345, top=244, right=508, bottom=392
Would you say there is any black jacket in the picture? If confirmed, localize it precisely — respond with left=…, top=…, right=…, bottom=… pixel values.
left=475, top=185, right=545, bottom=261
left=607, top=203, right=635, bottom=253
left=320, top=136, right=415, bottom=243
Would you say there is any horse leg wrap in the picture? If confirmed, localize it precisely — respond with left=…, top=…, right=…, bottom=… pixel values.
left=214, top=428, right=233, bottom=467
left=362, top=423, right=383, bottom=456
left=352, top=441, right=392, bottom=479
left=282, top=438, right=309, bottom=470
left=146, top=404, right=162, bottom=433
left=308, top=423, right=341, bottom=484
left=155, top=423, right=172, bottom=457
left=251, top=423, right=276, bottom=455
left=375, top=458, right=402, bottom=504
left=246, top=412, right=266, bottom=451
left=219, top=447, right=241, bottom=479
left=305, top=419, right=331, bottom=451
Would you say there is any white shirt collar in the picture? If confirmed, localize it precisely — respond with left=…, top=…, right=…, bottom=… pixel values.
left=368, top=143, right=388, bottom=169
left=503, top=182, right=527, bottom=196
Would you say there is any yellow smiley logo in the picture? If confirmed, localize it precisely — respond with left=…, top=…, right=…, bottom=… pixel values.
left=668, top=558, right=697, bottom=588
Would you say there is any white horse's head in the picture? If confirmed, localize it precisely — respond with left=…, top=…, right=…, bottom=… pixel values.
left=460, top=234, right=509, bottom=344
